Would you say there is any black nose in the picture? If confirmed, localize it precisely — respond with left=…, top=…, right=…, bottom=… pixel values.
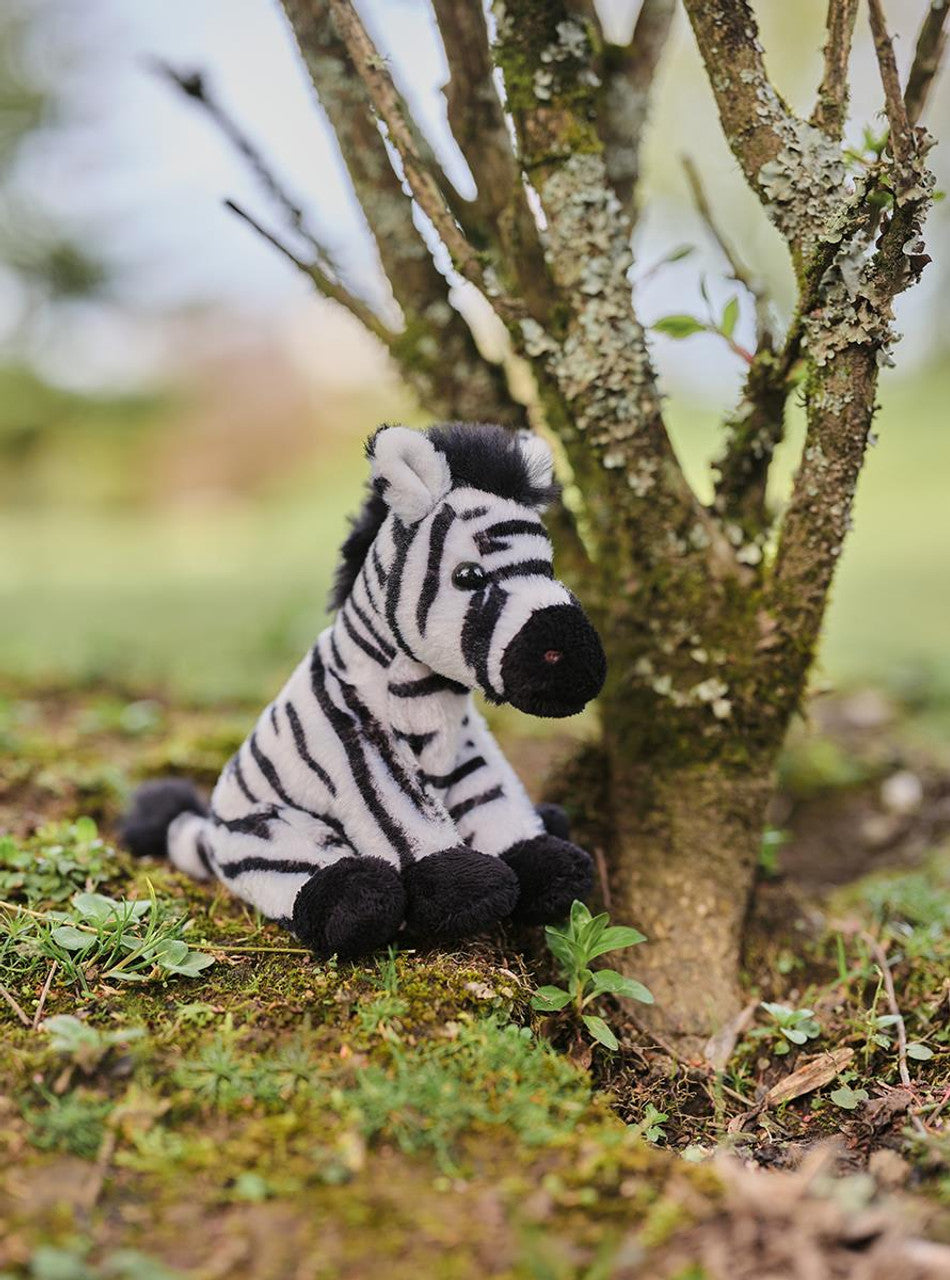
left=500, top=604, right=606, bottom=718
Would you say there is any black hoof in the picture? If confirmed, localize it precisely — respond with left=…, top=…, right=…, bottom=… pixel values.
left=502, top=835, right=594, bottom=925
left=403, top=847, right=519, bottom=942
left=120, top=778, right=207, bottom=859
left=292, top=857, right=405, bottom=961
left=536, top=802, right=571, bottom=841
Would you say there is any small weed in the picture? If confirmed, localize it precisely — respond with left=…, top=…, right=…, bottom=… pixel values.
left=175, top=1023, right=321, bottom=1109
left=22, top=1089, right=112, bottom=1158
left=347, top=1017, right=590, bottom=1173
left=531, top=901, right=652, bottom=1052
left=41, top=1014, right=146, bottom=1073
left=829, top=1083, right=870, bottom=1111
left=0, top=819, right=114, bottom=906
left=758, top=827, right=788, bottom=878
left=748, top=1002, right=821, bottom=1057
left=4, top=1243, right=184, bottom=1280
left=633, top=1102, right=669, bottom=1144
left=1, top=884, right=214, bottom=993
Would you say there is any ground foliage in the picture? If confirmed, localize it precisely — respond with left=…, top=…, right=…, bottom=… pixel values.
left=1, top=678, right=949, bottom=1278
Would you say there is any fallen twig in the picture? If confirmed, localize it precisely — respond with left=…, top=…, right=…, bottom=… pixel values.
left=31, top=961, right=57, bottom=1029
left=862, top=931, right=929, bottom=1138
left=0, top=982, right=31, bottom=1027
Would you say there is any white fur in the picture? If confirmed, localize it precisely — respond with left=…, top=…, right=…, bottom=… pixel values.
left=372, top=426, right=452, bottom=523
left=516, top=430, right=555, bottom=495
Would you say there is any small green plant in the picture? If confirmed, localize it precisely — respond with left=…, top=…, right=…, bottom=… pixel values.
left=531, top=901, right=653, bottom=1052
left=758, top=827, right=788, bottom=878
left=750, top=1002, right=821, bottom=1056
left=42, top=1014, right=146, bottom=1073
left=0, top=885, right=214, bottom=992
left=635, top=1102, right=669, bottom=1144
left=22, top=1088, right=113, bottom=1158
left=0, top=818, right=114, bottom=906
left=829, top=1083, right=870, bottom=1111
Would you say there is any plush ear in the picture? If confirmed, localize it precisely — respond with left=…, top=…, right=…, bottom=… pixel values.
left=369, top=426, right=453, bottom=523
left=516, top=430, right=555, bottom=496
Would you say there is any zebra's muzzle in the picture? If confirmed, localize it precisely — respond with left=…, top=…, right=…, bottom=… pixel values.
left=500, top=603, right=606, bottom=718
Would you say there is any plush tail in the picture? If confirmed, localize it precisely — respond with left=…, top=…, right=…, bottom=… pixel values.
left=119, top=778, right=208, bottom=860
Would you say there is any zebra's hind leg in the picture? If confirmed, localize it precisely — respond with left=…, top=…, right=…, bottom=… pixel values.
left=188, top=806, right=405, bottom=961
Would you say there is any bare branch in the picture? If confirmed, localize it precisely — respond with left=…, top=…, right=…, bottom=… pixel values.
left=224, top=200, right=392, bottom=344
left=430, top=0, right=555, bottom=317
left=868, top=0, right=914, bottom=167
left=811, top=0, right=859, bottom=139
left=681, top=154, right=772, bottom=346
left=905, top=0, right=950, bottom=126
left=682, top=1, right=845, bottom=272
left=279, top=0, right=527, bottom=427
left=153, top=61, right=350, bottom=274
left=326, top=0, right=524, bottom=323
left=599, top=0, right=676, bottom=218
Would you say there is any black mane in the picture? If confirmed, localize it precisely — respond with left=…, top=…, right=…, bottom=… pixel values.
left=328, top=422, right=558, bottom=610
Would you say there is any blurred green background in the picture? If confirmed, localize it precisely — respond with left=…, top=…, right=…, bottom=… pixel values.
left=1, top=1, right=948, bottom=721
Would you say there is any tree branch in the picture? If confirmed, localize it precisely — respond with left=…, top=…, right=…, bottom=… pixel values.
left=905, top=0, right=950, bottom=127
left=279, top=0, right=527, bottom=427
left=812, top=0, right=860, bottom=140
left=224, top=199, right=393, bottom=343
left=325, top=0, right=525, bottom=324
left=681, top=154, right=772, bottom=347
left=867, top=0, right=914, bottom=168
left=430, top=0, right=555, bottom=319
left=600, top=0, right=676, bottom=221
left=681, top=0, right=845, bottom=273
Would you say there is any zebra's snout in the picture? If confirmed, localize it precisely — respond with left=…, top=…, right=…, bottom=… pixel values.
left=500, top=603, right=606, bottom=718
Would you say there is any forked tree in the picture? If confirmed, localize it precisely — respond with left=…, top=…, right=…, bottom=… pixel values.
left=168, top=0, right=947, bottom=1050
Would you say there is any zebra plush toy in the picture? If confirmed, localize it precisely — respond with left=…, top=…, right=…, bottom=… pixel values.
left=121, top=423, right=607, bottom=959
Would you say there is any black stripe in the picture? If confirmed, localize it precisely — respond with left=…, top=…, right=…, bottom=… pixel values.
left=417, top=505, right=456, bottom=635
left=449, top=785, right=504, bottom=822
left=349, top=595, right=396, bottom=659
left=248, top=731, right=342, bottom=833
left=342, top=607, right=391, bottom=667
left=422, top=756, right=486, bottom=789
left=482, top=519, right=545, bottom=539
left=212, top=807, right=280, bottom=838
left=460, top=584, right=508, bottom=698
left=389, top=673, right=468, bottom=698
left=219, top=856, right=327, bottom=880
left=330, top=631, right=348, bottom=671
left=284, top=701, right=337, bottom=795
left=309, top=649, right=415, bottom=867
left=385, top=520, right=419, bottom=658
left=491, top=559, right=554, bottom=582
left=335, top=677, right=434, bottom=815
left=196, top=832, right=216, bottom=876
left=459, top=505, right=489, bottom=521
left=371, top=545, right=388, bottom=586
left=474, top=535, right=509, bottom=556
left=231, top=754, right=258, bottom=805
left=360, top=559, right=385, bottom=616
left=394, top=729, right=437, bottom=754
left=269, top=704, right=280, bottom=735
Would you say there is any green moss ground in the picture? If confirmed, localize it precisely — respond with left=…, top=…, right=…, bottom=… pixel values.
left=1, top=681, right=949, bottom=1278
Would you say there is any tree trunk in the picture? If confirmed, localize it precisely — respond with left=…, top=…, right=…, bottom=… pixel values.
left=606, top=756, right=773, bottom=1054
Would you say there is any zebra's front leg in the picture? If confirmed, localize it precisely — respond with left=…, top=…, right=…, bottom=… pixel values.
left=445, top=709, right=594, bottom=925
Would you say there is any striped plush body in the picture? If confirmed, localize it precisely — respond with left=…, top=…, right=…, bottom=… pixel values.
left=122, top=423, right=606, bottom=958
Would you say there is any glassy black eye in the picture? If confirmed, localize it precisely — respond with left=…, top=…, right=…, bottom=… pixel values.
left=452, top=562, right=488, bottom=591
